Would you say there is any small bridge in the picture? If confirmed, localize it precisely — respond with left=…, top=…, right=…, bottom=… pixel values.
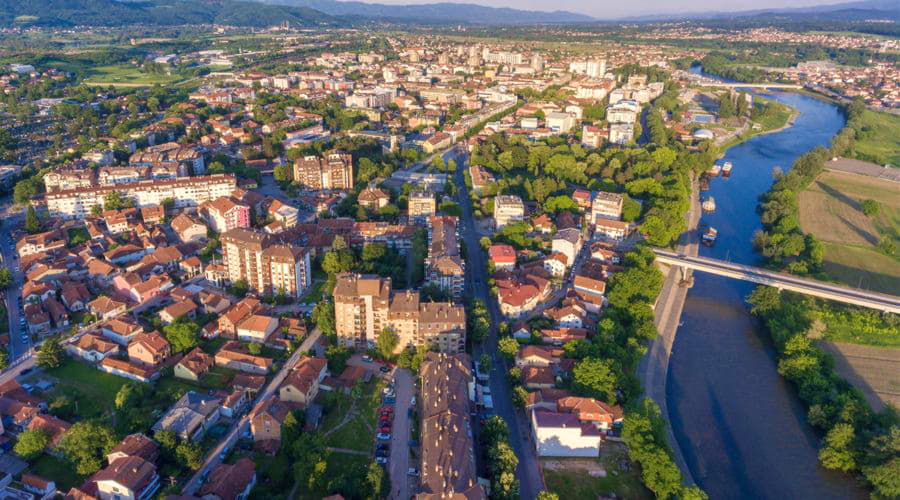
left=652, top=249, right=900, bottom=314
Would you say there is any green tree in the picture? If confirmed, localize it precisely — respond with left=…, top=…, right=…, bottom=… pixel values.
left=176, top=442, right=205, bottom=470
left=162, top=321, right=199, bottom=353
left=376, top=328, right=399, bottom=359
left=273, top=164, right=292, bottom=182
left=819, top=423, right=858, bottom=472
left=512, top=385, right=529, bottom=408
left=25, top=205, right=41, bottom=234
left=103, top=191, right=134, bottom=210
left=59, top=421, right=118, bottom=475
left=479, top=352, right=492, bottom=374
left=860, top=199, right=880, bottom=217
left=0, top=351, right=7, bottom=371
left=746, top=286, right=781, bottom=315
left=14, top=429, right=50, bottom=459
left=864, top=457, right=900, bottom=498
left=0, top=268, right=12, bottom=289
left=312, top=301, right=336, bottom=336
left=536, top=492, right=560, bottom=500
left=37, top=335, right=64, bottom=369
left=498, top=337, right=519, bottom=360
left=572, top=357, right=618, bottom=404
left=325, top=344, right=351, bottom=374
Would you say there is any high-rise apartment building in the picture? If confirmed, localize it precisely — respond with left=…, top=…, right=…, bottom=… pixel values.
left=590, top=191, right=624, bottom=223
left=333, top=273, right=465, bottom=352
left=493, top=195, right=525, bottom=229
left=221, top=228, right=312, bottom=298
left=292, top=150, right=354, bottom=191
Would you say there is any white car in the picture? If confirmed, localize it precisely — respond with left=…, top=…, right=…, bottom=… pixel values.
left=407, top=468, right=419, bottom=476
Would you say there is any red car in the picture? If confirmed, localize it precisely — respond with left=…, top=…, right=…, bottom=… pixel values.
left=379, top=415, right=392, bottom=422
left=381, top=406, right=394, bottom=413
left=379, top=426, right=391, bottom=434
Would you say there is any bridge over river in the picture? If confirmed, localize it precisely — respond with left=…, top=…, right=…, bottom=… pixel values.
left=653, top=249, right=900, bottom=314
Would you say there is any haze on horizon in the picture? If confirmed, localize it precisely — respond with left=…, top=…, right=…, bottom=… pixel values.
left=343, top=0, right=853, bottom=19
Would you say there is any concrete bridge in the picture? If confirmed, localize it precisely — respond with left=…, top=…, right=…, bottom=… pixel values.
left=700, top=82, right=803, bottom=90
left=652, top=249, right=900, bottom=314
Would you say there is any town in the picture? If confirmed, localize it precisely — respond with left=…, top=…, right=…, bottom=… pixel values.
left=0, top=5, right=898, bottom=500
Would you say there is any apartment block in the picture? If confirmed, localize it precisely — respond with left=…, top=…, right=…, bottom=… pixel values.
left=46, top=174, right=238, bottom=220
left=292, top=150, right=353, bottom=190
left=407, top=191, right=436, bottom=224
left=200, top=196, right=251, bottom=233
left=590, top=191, right=624, bottom=223
left=221, top=228, right=312, bottom=298
left=333, top=273, right=465, bottom=352
left=493, top=195, right=525, bottom=229
left=425, top=216, right=464, bottom=301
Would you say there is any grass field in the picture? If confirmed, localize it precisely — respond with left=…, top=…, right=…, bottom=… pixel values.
left=851, top=109, right=900, bottom=167
left=542, top=449, right=652, bottom=500
left=321, top=379, right=385, bottom=452
left=30, top=455, right=83, bottom=491
left=798, top=171, right=900, bottom=295
left=82, top=64, right=180, bottom=86
left=32, top=359, right=128, bottom=419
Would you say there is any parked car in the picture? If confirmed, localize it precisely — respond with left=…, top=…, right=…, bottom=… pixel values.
left=375, top=449, right=389, bottom=458
left=376, top=443, right=389, bottom=451
left=379, top=365, right=390, bottom=373
left=376, top=433, right=391, bottom=441
left=384, top=397, right=396, bottom=404
left=407, top=468, right=419, bottom=477
left=362, top=355, right=373, bottom=363
left=375, top=457, right=389, bottom=465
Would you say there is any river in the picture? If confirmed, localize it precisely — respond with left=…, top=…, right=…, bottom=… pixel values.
left=665, top=71, right=868, bottom=499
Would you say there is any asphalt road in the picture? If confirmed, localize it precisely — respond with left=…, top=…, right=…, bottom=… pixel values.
left=451, top=147, right=544, bottom=500
left=388, top=368, right=414, bottom=499
left=182, top=327, right=323, bottom=495
left=1, top=202, right=29, bottom=360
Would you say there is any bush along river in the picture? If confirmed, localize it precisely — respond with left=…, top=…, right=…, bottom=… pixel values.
left=665, top=71, right=868, bottom=499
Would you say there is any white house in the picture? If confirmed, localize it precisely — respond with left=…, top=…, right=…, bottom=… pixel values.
left=531, top=411, right=603, bottom=457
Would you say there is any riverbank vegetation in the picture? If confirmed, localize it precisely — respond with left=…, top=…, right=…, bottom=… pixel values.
left=750, top=98, right=900, bottom=497
left=746, top=288, right=899, bottom=497
left=848, top=109, right=900, bottom=167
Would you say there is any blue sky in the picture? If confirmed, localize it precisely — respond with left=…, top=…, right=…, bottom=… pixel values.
left=348, top=0, right=852, bottom=19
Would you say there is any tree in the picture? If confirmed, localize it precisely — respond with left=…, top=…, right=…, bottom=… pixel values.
left=819, top=423, right=857, bottom=472
left=512, top=386, right=529, bottom=408
left=25, top=205, right=41, bottom=234
left=572, top=357, right=618, bottom=404
left=312, top=301, right=336, bottom=336
left=14, top=429, right=50, bottom=459
left=877, top=236, right=896, bottom=256
left=228, top=279, right=250, bottom=298
left=177, top=442, right=205, bottom=470
left=537, top=492, right=560, bottom=500
left=864, top=457, right=900, bottom=498
left=103, top=191, right=134, bottom=210
left=0, top=268, right=12, bottom=289
left=0, top=351, right=7, bottom=371
left=860, top=199, right=880, bottom=217
left=273, top=164, right=292, bottom=182
left=479, top=352, right=492, bottom=374
left=746, top=286, right=781, bottom=316
left=37, top=335, right=64, bottom=369
left=59, top=421, right=118, bottom=475
left=115, top=383, right=142, bottom=410
left=498, top=337, right=519, bottom=360
left=163, top=321, right=199, bottom=353
left=376, top=328, right=399, bottom=359
left=326, top=344, right=351, bottom=374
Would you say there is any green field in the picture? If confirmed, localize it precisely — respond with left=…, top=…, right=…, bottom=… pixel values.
left=798, top=170, right=900, bottom=295
left=851, top=109, right=900, bottom=167
left=542, top=451, right=652, bottom=500
left=82, top=64, right=181, bottom=86
left=29, top=359, right=128, bottom=419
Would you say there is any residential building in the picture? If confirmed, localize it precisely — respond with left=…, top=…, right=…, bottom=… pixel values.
left=594, top=219, right=632, bottom=241
left=608, top=123, right=635, bottom=145
left=215, top=341, right=272, bottom=374
left=171, top=213, right=208, bottom=244
left=236, top=315, right=278, bottom=344
left=531, top=411, right=604, bottom=457
left=488, top=244, right=516, bottom=270
left=292, top=151, right=353, bottom=191
left=582, top=125, right=604, bottom=148
left=590, top=191, right=624, bottom=222
left=468, top=165, right=494, bottom=194
left=175, top=347, right=214, bottom=381
left=551, top=228, right=583, bottom=267
left=46, top=174, right=238, bottom=220
left=249, top=396, right=300, bottom=449
left=407, top=191, right=436, bottom=224
left=94, top=456, right=160, bottom=500
left=418, top=353, right=484, bottom=499
left=493, top=195, right=525, bottom=229
left=107, top=433, right=159, bottom=465
left=152, top=391, right=222, bottom=441
left=333, top=273, right=465, bottom=352
left=357, top=187, right=390, bottom=210
left=66, top=333, right=120, bottom=363
left=199, top=458, right=256, bottom=500
left=279, top=356, right=327, bottom=405
left=221, top=228, right=312, bottom=298
left=425, top=216, right=464, bottom=300
left=199, top=196, right=251, bottom=233
left=99, top=358, right=159, bottom=383
left=127, top=332, right=171, bottom=367
left=545, top=112, right=576, bottom=134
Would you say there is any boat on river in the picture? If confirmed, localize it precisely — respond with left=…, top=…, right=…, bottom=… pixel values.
left=707, top=163, right=722, bottom=177
left=702, top=196, right=717, bottom=212
left=722, top=161, right=733, bottom=176
left=701, top=226, right=718, bottom=246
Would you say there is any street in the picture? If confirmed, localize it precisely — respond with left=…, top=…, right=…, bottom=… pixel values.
left=1, top=200, right=29, bottom=361
left=388, top=368, right=414, bottom=500
left=450, top=148, right=544, bottom=500
left=182, top=327, right=323, bottom=495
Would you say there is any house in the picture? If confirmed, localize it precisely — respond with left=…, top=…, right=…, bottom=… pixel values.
left=197, top=291, right=232, bottom=315
left=101, top=317, right=144, bottom=346
left=556, top=396, right=624, bottom=431
left=127, top=332, right=171, bottom=367
left=279, top=356, right=327, bottom=405
left=180, top=256, right=203, bottom=278
left=545, top=304, right=586, bottom=328
left=94, top=456, right=160, bottom=500
left=488, top=245, right=516, bottom=270
left=531, top=411, right=604, bottom=457
left=88, top=296, right=127, bottom=321
left=158, top=299, right=198, bottom=325
left=171, top=213, right=207, bottom=244
left=107, top=433, right=159, bottom=465
left=541, top=327, right=589, bottom=345
left=221, top=389, right=250, bottom=419
left=175, top=347, right=214, bottom=381
left=593, top=219, right=632, bottom=241
left=27, top=414, right=71, bottom=449
left=21, top=474, right=56, bottom=498
left=357, top=187, right=390, bottom=210
left=66, top=333, right=120, bottom=363
left=516, top=346, right=560, bottom=369
left=215, top=342, right=272, bottom=375
left=522, top=366, right=555, bottom=390
left=199, top=458, right=256, bottom=500
left=236, top=315, right=278, bottom=344
left=249, top=396, right=300, bottom=451
left=232, top=374, right=266, bottom=395
left=99, top=358, right=159, bottom=383
left=60, top=282, right=91, bottom=312
left=218, top=298, right=262, bottom=338
left=543, top=253, right=568, bottom=278
left=152, top=391, right=222, bottom=442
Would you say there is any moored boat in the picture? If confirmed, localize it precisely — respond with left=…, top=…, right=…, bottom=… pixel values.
left=722, top=161, right=733, bottom=176
left=701, top=226, right=718, bottom=245
left=707, top=163, right=722, bottom=177
left=702, top=196, right=716, bottom=212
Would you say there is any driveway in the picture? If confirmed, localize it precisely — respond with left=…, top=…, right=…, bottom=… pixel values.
left=388, top=368, right=414, bottom=499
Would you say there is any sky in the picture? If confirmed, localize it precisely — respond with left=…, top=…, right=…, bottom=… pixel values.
left=347, top=0, right=854, bottom=19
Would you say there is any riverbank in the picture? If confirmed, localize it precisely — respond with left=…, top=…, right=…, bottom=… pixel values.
left=719, top=98, right=799, bottom=151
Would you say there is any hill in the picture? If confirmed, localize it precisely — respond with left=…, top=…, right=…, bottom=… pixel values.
left=259, top=0, right=594, bottom=24
left=0, top=0, right=339, bottom=28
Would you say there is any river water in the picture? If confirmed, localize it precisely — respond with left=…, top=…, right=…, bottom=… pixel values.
left=665, top=72, right=868, bottom=498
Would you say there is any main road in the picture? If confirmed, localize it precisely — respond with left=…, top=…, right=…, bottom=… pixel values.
left=1, top=199, right=30, bottom=361
left=450, top=145, right=543, bottom=500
